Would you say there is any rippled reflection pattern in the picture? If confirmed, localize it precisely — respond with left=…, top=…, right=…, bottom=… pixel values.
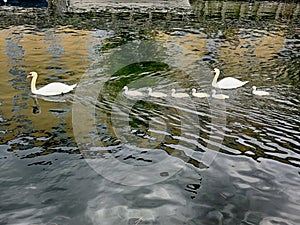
left=0, top=2, right=300, bottom=225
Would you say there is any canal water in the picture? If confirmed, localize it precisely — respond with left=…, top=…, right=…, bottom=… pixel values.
left=0, top=1, right=299, bottom=224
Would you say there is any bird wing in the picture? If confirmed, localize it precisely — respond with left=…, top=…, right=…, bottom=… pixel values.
left=257, top=91, right=269, bottom=96
left=35, top=83, right=76, bottom=96
left=131, top=91, right=143, bottom=96
left=217, top=78, right=248, bottom=89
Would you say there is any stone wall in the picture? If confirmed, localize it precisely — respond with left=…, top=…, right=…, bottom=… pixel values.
left=47, top=0, right=300, bottom=21
left=192, top=1, right=300, bottom=21
left=48, top=0, right=191, bottom=12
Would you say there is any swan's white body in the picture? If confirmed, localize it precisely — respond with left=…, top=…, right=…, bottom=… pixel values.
left=191, top=88, right=209, bottom=98
left=171, top=89, right=189, bottom=98
left=212, top=90, right=229, bottom=99
left=123, top=86, right=143, bottom=97
left=212, top=68, right=248, bottom=89
left=27, top=72, right=77, bottom=96
left=252, top=86, right=269, bottom=96
left=148, top=88, right=167, bottom=98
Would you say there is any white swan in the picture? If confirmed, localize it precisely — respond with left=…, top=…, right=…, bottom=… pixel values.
left=252, top=86, right=270, bottom=96
left=123, top=86, right=143, bottom=97
left=148, top=88, right=167, bottom=98
left=212, top=90, right=229, bottom=100
left=191, top=88, right=209, bottom=98
left=27, top=72, right=77, bottom=96
left=212, top=68, right=248, bottom=89
left=171, top=89, right=189, bottom=98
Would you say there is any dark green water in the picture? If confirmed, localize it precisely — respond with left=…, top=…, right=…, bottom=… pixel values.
left=0, top=1, right=299, bottom=224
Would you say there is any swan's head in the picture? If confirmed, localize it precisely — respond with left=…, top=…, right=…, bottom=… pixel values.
left=27, top=71, right=38, bottom=79
left=171, top=89, right=176, bottom=94
left=148, top=87, right=152, bottom=92
left=192, top=88, right=196, bottom=93
left=212, top=90, right=217, bottom=94
left=252, top=86, right=257, bottom=90
left=211, top=68, right=220, bottom=74
left=123, top=86, right=128, bottom=91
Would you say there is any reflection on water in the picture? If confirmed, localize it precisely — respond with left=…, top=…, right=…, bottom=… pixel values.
left=0, top=1, right=300, bottom=224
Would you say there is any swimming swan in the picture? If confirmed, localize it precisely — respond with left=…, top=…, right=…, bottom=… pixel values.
left=252, top=86, right=270, bottom=96
left=191, top=88, right=209, bottom=98
left=212, top=90, right=229, bottom=100
left=171, top=89, right=189, bottom=98
left=123, top=86, right=143, bottom=97
left=27, top=72, right=77, bottom=96
left=212, top=68, right=248, bottom=89
left=148, top=88, right=167, bottom=98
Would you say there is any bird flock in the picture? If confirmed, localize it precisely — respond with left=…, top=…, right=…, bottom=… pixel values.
left=122, top=68, right=270, bottom=99
left=27, top=68, right=270, bottom=98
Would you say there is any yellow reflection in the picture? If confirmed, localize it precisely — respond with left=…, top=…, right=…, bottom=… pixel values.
left=254, top=33, right=285, bottom=60
left=0, top=26, right=95, bottom=143
left=218, top=28, right=285, bottom=76
left=157, top=31, right=207, bottom=70
left=0, top=29, right=13, bottom=83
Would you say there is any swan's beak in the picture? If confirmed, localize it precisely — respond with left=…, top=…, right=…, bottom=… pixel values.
left=26, top=73, right=32, bottom=79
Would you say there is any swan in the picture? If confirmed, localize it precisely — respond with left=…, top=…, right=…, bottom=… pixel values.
left=27, top=72, right=77, bottom=96
left=252, top=86, right=270, bottom=96
left=148, top=88, right=167, bottom=98
left=123, top=86, right=143, bottom=97
left=171, top=89, right=189, bottom=98
left=212, top=68, right=248, bottom=89
left=191, top=88, right=209, bottom=98
left=212, top=90, right=229, bottom=100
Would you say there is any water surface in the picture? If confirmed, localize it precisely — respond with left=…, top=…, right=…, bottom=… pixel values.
left=0, top=1, right=299, bottom=224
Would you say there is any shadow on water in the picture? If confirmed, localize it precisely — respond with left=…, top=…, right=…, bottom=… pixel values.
left=0, top=1, right=300, bottom=224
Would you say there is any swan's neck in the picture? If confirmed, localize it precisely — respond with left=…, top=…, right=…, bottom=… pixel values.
left=212, top=70, right=220, bottom=87
left=30, top=76, right=37, bottom=93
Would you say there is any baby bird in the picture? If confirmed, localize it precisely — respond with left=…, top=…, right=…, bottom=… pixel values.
left=148, top=88, right=167, bottom=98
left=212, top=90, right=229, bottom=100
left=123, top=86, right=143, bottom=97
left=171, top=89, right=189, bottom=98
left=191, top=88, right=209, bottom=98
left=252, top=86, right=270, bottom=96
